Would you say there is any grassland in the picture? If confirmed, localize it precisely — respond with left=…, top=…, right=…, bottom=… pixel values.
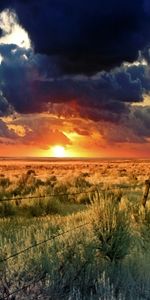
left=0, top=158, right=150, bottom=299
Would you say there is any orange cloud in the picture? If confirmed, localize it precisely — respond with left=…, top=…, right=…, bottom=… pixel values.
left=1, top=112, right=150, bottom=158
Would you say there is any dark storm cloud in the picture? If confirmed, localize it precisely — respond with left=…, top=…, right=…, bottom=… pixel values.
left=118, top=106, right=150, bottom=144
left=0, top=0, right=150, bottom=74
left=0, top=44, right=61, bottom=113
left=0, top=42, right=148, bottom=121
left=131, top=106, right=150, bottom=138
left=0, top=92, right=11, bottom=115
left=84, top=105, right=150, bottom=144
left=0, top=3, right=150, bottom=122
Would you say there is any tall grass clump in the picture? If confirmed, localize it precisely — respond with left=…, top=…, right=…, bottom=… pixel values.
left=87, top=190, right=133, bottom=298
left=90, top=190, right=131, bottom=262
left=139, top=207, right=150, bottom=251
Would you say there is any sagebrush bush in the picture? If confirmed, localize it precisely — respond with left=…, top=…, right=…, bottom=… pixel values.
left=0, top=177, right=10, bottom=188
left=46, top=175, right=57, bottom=187
left=72, top=175, right=91, bottom=189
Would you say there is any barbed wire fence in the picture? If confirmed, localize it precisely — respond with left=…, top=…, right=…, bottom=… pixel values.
left=0, top=188, right=98, bottom=203
left=0, top=222, right=91, bottom=264
left=0, top=182, right=141, bottom=204
left=1, top=221, right=91, bottom=299
left=0, top=182, right=145, bottom=299
left=0, top=185, right=98, bottom=299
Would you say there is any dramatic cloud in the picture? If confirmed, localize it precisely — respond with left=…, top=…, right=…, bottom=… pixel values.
left=0, top=4, right=150, bottom=156
left=1, top=0, right=150, bottom=74
left=0, top=8, right=150, bottom=122
left=0, top=40, right=148, bottom=123
left=0, top=43, right=146, bottom=107
left=0, top=114, right=71, bottom=150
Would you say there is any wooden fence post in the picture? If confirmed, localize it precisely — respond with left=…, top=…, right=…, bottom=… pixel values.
left=142, top=179, right=150, bottom=207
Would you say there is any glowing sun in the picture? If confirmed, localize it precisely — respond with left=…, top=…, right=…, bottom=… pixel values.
left=52, top=145, right=65, bottom=158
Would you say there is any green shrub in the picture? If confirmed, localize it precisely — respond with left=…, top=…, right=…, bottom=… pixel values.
left=53, top=182, right=69, bottom=202
left=0, top=202, right=16, bottom=217
left=28, top=199, right=44, bottom=217
left=45, top=198, right=62, bottom=215
left=28, top=197, right=62, bottom=217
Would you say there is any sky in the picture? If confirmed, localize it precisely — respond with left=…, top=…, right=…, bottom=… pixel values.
left=0, top=1, right=150, bottom=157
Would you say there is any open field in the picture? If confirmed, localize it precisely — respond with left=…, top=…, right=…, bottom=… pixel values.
left=1, top=158, right=150, bottom=299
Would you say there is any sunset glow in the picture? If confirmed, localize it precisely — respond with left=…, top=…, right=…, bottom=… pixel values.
left=51, top=145, right=66, bottom=158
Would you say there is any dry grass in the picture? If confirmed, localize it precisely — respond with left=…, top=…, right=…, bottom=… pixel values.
left=0, top=158, right=150, bottom=299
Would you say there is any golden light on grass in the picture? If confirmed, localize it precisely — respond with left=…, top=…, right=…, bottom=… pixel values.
left=51, top=145, right=66, bottom=157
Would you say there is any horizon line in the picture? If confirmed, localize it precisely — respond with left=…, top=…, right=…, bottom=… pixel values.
left=0, top=156, right=150, bottom=160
